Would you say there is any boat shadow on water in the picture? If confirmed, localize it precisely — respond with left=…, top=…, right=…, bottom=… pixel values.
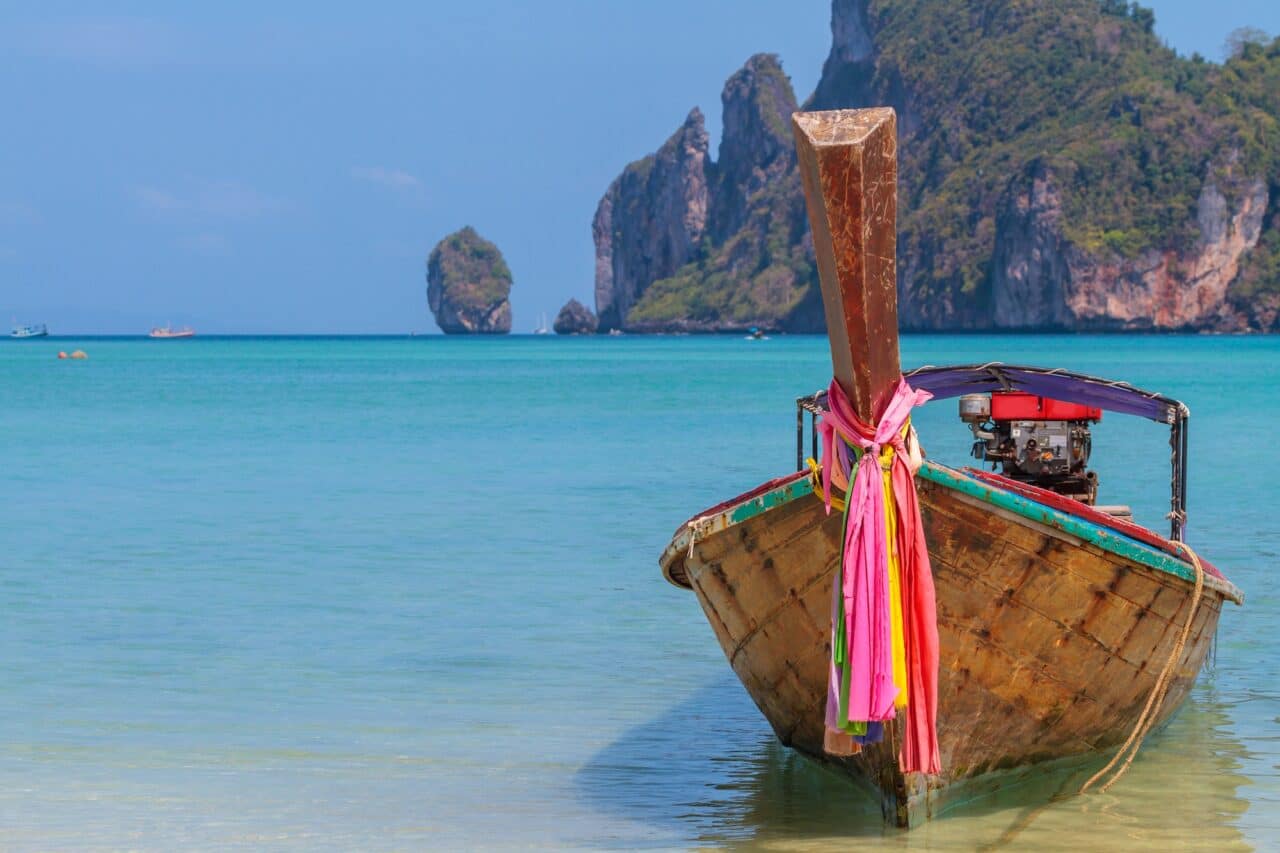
left=575, top=674, right=1254, bottom=849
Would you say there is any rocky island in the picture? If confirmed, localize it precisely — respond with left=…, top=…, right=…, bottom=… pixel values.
left=427, top=226, right=513, bottom=334
left=553, top=299, right=597, bottom=335
left=593, top=0, right=1280, bottom=332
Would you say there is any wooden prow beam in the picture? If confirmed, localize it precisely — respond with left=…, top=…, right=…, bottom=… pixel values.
left=792, top=108, right=900, bottom=424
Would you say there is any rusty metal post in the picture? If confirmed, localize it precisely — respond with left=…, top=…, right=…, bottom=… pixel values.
left=1178, top=412, right=1189, bottom=540
left=796, top=401, right=804, bottom=471
left=792, top=108, right=901, bottom=424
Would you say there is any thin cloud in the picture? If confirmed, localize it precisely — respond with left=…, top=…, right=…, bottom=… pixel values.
left=16, top=17, right=186, bottom=66
left=197, top=180, right=286, bottom=217
left=8, top=16, right=399, bottom=71
left=131, top=186, right=184, bottom=212
left=130, top=180, right=286, bottom=219
left=352, top=166, right=421, bottom=191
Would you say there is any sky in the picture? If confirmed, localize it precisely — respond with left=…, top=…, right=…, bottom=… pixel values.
left=2, top=1, right=1277, bottom=334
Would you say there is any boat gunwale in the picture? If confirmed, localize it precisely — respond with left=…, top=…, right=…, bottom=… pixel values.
left=660, top=462, right=1243, bottom=604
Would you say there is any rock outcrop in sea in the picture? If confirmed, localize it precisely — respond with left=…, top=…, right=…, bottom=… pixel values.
left=553, top=299, right=597, bottom=334
left=427, top=226, right=513, bottom=334
left=593, top=0, right=1280, bottom=332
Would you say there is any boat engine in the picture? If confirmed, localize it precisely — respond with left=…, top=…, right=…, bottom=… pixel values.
left=959, top=391, right=1101, bottom=504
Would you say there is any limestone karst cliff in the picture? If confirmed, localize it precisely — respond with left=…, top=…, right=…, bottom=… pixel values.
left=595, top=55, right=817, bottom=333
left=427, top=226, right=513, bottom=334
left=593, top=0, right=1280, bottom=332
left=593, top=110, right=709, bottom=332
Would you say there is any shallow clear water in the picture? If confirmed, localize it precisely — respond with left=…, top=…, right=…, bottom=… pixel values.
left=0, top=335, right=1276, bottom=850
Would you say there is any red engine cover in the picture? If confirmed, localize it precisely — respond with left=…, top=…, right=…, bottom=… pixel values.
left=990, top=391, right=1101, bottom=422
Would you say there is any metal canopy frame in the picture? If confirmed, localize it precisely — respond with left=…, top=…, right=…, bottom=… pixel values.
left=795, top=363, right=1190, bottom=542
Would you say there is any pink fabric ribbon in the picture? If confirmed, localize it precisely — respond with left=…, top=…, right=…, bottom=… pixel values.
left=893, top=440, right=942, bottom=775
left=818, top=377, right=941, bottom=774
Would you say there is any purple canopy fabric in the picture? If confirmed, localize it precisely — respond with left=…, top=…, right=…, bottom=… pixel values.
left=902, top=364, right=1184, bottom=424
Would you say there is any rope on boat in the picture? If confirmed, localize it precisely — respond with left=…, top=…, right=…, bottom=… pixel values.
left=686, top=516, right=713, bottom=558
left=1079, top=541, right=1206, bottom=795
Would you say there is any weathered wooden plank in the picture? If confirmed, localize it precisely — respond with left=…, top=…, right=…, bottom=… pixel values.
left=680, top=470, right=1230, bottom=826
left=919, top=464, right=1240, bottom=597
left=793, top=108, right=901, bottom=423
left=664, top=463, right=1242, bottom=603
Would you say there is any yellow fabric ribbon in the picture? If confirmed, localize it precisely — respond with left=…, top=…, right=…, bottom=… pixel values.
left=881, top=447, right=909, bottom=708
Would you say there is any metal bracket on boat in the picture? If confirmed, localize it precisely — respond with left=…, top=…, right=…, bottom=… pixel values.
left=1169, top=405, right=1189, bottom=542
left=796, top=390, right=827, bottom=472
left=981, top=362, right=1015, bottom=392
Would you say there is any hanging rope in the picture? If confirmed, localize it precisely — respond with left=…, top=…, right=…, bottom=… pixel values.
left=1079, top=541, right=1206, bottom=794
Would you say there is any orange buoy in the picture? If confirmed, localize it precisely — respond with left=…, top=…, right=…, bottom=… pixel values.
left=57, top=351, right=68, bottom=359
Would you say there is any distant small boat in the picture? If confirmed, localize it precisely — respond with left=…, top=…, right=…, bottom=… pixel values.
left=149, top=326, right=195, bottom=339
left=11, top=323, right=48, bottom=338
left=745, top=326, right=768, bottom=340
left=534, top=312, right=551, bottom=335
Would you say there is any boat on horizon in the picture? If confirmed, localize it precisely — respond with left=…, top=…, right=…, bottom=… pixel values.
left=149, top=325, right=195, bottom=339
left=11, top=322, right=48, bottom=338
left=534, top=312, right=551, bottom=335
left=659, top=108, right=1241, bottom=828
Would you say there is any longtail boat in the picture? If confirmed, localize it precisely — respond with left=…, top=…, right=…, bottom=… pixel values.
left=659, top=108, right=1242, bottom=828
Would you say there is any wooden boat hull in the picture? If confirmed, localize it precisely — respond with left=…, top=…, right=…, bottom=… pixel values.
left=660, top=463, right=1241, bottom=827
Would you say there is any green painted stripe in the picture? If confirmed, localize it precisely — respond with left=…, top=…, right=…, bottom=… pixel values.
left=727, top=476, right=816, bottom=525
left=708, top=463, right=1240, bottom=602
left=916, top=463, right=1239, bottom=600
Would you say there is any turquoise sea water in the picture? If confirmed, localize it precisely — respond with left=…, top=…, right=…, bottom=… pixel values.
left=1, top=334, right=1277, bottom=850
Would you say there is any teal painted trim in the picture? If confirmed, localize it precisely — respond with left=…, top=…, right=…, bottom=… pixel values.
left=706, top=463, right=1240, bottom=603
left=727, top=476, right=816, bottom=525
left=917, top=463, right=1241, bottom=602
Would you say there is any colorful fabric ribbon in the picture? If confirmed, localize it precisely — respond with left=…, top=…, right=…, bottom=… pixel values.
left=818, top=377, right=941, bottom=775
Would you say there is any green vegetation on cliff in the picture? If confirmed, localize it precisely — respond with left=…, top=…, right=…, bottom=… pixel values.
left=850, top=0, right=1279, bottom=315
left=628, top=170, right=814, bottom=329
left=426, top=226, right=514, bottom=334
left=625, top=55, right=819, bottom=332
left=1219, top=38, right=1280, bottom=325
left=429, top=227, right=511, bottom=305
left=602, top=0, right=1280, bottom=332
